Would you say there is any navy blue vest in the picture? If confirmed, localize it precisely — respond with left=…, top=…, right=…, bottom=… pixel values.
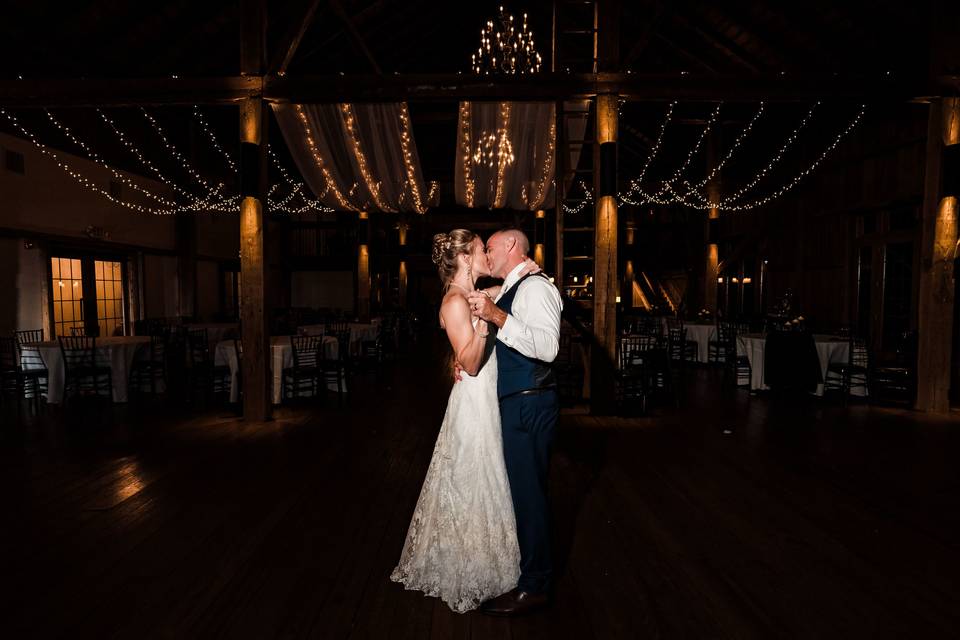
left=494, top=273, right=558, bottom=399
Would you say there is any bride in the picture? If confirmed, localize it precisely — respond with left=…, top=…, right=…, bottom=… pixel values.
left=390, top=229, right=536, bottom=613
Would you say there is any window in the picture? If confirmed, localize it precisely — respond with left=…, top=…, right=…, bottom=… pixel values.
left=95, top=260, right=125, bottom=337
left=51, top=257, right=85, bottom=338
left=882, top=242, right=913, bottom=349
left=49, top=256, right=127, bottom=337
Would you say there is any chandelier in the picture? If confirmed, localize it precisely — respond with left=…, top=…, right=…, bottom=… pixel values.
left=471, top=6, right=542, bottom=75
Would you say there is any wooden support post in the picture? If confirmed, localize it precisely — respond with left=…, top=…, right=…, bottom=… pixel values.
left=398, top=222, right=408, bottom=309
left=704, top=128, right=720, bottom=314
left=174, top=213, right=197, bottom=320
left=591, top=93, right=619, bottom=413
left=358, top=211, right=371, bottom=320
left=916, top=98, right=960, bottom=412
left=534, top=209, right=546, bottom=268
left=623, top=221, right=636, bottom=307
left=239, top=0, right=270, bottom=421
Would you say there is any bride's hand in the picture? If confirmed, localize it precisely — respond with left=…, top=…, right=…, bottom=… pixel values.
left=453, top=361, right=464, bottom=382
left=518, top=257, right=542, bottom=278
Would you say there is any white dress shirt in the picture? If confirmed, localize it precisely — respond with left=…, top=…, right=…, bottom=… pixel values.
left=494, top=262, right=563, bottom=363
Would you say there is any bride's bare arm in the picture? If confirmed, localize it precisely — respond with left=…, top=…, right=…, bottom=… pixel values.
left=441, top=294, right=489, bottom=376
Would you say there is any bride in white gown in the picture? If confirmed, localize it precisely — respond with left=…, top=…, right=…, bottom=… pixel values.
left=391, top=229, right=534, bottom=613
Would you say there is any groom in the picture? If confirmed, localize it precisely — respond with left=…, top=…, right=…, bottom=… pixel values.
left=468, top=229, right=562, bottom=616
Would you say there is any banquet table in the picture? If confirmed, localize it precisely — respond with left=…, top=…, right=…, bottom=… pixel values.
left=215, top=335, right=343, bottom=404
left=22, top=336, right=150, bottom=403
left=297, top=320, right=381, bottom=354
left=183, top=322, right=239, bottom=345
left=736, top=333, right=863, bottom=396
left=682, top=322, right=715, bottom=364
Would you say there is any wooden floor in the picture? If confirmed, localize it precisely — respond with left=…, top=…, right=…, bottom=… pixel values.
left=3, top=335, right=960, bottom=639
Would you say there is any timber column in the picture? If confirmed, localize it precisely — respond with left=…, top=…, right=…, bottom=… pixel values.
left=591, top=93, right=619, bottom=413
left=239, top=0, right=270, bottom=421
left=916, top=98, right=960, bottom=412
left=357, top=211, right=371, bottom=320
left=703, top=128, right=720, bottom=314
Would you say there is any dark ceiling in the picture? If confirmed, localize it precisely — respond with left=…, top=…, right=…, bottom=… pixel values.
left=0, top=1, right=938, bottom=211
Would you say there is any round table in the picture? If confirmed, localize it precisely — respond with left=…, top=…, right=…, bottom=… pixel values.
left=23, top=336, right=150, bottom=403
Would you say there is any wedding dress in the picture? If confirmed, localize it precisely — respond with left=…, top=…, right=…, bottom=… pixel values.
left=390, top=324, right=520, bottom=613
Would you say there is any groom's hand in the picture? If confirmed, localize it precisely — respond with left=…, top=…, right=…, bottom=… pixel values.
left=468, top=292, right=507, bottom=329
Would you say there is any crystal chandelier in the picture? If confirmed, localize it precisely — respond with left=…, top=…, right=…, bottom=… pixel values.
left=471, top=6, right=542, bottom=75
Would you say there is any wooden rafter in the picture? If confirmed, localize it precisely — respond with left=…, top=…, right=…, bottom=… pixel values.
left=269, top=0, right=326, bottom=75
left=329, top=0, right=382, bottom=74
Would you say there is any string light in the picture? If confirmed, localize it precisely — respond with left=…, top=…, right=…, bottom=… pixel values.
left=459, top=102, right=476, bottom=207
left=564, top=103, right=865, bottom=213
left=341, top=103, right=389, bottom=211
left=192, top=106, right=237, bottom=172
left=43, top=109, right=180, bottom=209
left=397, top=102, right=428, bottom=213
left=2, top=108, right=171, bottom=215
left=493, top=102, right=513, bottom=207
left=295, top=104, right=356, bottom=211
left=532, top=116, right=556, bottom=208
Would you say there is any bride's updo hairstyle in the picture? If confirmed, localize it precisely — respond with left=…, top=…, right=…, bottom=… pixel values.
left=431, top=229, right=476, bottom=288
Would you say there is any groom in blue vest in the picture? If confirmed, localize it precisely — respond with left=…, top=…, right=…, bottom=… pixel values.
left=468, top=229, right=562, bottom=616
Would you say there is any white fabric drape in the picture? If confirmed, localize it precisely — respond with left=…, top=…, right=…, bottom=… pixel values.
left=455, top=101, right=556, bottom=210
left=272, top=103, right=431, bottom=213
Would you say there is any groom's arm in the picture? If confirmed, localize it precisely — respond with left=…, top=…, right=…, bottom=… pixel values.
left=496, top=279, right=562, bottom=362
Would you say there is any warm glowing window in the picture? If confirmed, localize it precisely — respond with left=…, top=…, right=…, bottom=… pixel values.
left=51, top=257, right=85, bottom=338
left=49, top=256, right=127, bottom=337
left=95, top=260, right=125, bottom=337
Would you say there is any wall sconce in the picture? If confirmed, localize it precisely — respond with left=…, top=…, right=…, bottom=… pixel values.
left=742, top=277, right=752, bottom=284
left=731, top=277, right=740, bottom=284
left=615, top=296, right=621, bottom=303
left=717, top=277, right=724, bottom=284
left=573, top=276, right=578, bottom=283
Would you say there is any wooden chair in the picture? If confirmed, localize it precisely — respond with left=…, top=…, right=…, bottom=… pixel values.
left=708, top=320, right=736, bottom=364
left=186, top=328, right=229, bottom=402
left=824, top=334, right=869, bottom=401
left=15, top=330, right=48, bottom=402
left=666, top=317, right=698, bottom=363
left=283, top=335, right=322, bottom=401
left=320, top=335, right=348, bottom=405
left=130, top=334, right=168, bottom=397
left=59, top=336, right=112, bottom=403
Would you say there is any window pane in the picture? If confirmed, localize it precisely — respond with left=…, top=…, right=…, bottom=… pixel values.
left=95, top=261, right=103, bottom=279
left=51, top=258, right=60, bottom=279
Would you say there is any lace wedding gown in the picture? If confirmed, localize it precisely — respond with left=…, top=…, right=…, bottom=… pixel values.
left=390, top=329, right=520, bottom=613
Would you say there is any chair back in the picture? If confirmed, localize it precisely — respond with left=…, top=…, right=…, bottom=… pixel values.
left=666, top=316, right=683, bottom=333
left=618, top=334, right=657, bottom=370
left=0, top=336, right=17, bottom=372
left=148, top=334, right=167, bottom=364
left=69, top=326, right=86, bottom=337
left=59, top=336, right=96, bottom=371
left=327, top=321, right=349, bottom=335
left=187, top=328, right=211, bottom=366
left=850, top=335, right=869, bottom=368
left=716, top=320, right=736, bottom=344
left=291, top=335, right=322, bottom=369
left=15, top=330, right=47, bottom=371
left=667, top=325, right=687, bottom=347
left=330, top=329, right=351, bottom=360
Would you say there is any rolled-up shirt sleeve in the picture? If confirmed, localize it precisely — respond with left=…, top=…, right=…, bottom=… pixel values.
left=497, top=278, right=563, bottom=362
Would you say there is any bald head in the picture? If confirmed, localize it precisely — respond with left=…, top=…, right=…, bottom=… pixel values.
left=486, top=229, right=530, bottom=279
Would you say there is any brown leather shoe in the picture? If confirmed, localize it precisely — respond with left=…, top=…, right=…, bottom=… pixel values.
left=480, top=588, right=549, bottom=616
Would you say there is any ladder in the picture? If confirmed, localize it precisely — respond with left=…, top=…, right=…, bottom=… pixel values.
left=553, top=0, right=598, bottom=293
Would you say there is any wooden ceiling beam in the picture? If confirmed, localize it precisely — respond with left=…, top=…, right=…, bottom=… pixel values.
left=0, top=72, right=953, bottom=107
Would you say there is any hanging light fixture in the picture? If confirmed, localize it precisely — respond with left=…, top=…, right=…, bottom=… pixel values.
left=472, top=6, right=542, bottom=75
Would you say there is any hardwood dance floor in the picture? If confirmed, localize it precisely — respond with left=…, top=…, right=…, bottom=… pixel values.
left=2, top=336, right=959, bottom=639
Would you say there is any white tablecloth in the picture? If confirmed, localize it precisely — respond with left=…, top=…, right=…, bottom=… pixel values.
left=183, top=323, right=239, bottom=346
left=684, top=323, right=715, bottom=364
left=297, top=320, right=381, bottom=355
left=215, top=335, right=343, bottom=404
left=736, top=334, right=863, bottom=396
left=23, top=336, right=150, bottom=403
